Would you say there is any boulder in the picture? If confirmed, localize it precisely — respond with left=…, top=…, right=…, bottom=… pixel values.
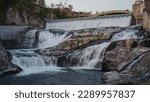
left=0, top=26, right=33, bottom=48
left=6, top=8, right=53, bottom=28
left=0, top=43, right=9, bottom=67
left=102, top=51, right=150, bottom=85
left=130, top=51, right=150, bottom=76
left=102, top=71, right=135, bottom=85
left=102, top=39, right=149, bottom=71
left=41, top=27, right=121, bottom=54
left=0, top=43, right=22, bottom=76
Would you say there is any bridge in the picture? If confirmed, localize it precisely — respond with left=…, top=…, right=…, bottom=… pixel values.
left=94, top=10, right=132, bottom=17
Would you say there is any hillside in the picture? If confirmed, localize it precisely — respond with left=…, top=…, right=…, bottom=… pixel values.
left=0, top=0, right=54, bottom=27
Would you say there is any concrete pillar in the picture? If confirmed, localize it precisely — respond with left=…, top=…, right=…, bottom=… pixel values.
left=132, top=0, right=144, bottom=25
left=144, top=0, right=150, bottom=11
left=143, top=0, right=150, bottom=32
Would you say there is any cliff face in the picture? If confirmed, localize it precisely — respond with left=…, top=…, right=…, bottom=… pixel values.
left=6, top=8, right=54, bottom=28
left=6, top=8, right=43, bottom=27
left=0, top=43, right=22, bottom=76
left=0, top=0, right=55, bottom=27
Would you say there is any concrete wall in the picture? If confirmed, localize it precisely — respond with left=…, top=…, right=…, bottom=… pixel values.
left=143, top=0, right=150, bottom=32
left=132, top=0, right=144, bottom=25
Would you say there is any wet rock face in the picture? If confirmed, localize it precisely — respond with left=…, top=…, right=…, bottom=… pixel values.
left=43, top=27, right=121, bottom=53
left=102, top=38, right=150, bottom=84
left=130, top=52, right=150, bottom=76
left=0, top=26, right=33, bottom=49
left=0, top=43, right=22, bottom=76
left=53, top=28, right=122, bottom=67
left=6, top=8, right=46, bottom=28
left=102, top=71, right=135, bottom=85
left=102, top=51, right=150, bottom=85
left=57, top=55, right=80, bottom=67
left=102, top=39, right=148, bottom=71
left=0, top=43, right=9, bottom=67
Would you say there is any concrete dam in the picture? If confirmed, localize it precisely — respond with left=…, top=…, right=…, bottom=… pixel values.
left=46, top=14, right=132, bottom=31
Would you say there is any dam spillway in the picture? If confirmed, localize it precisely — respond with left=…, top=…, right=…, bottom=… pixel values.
left=46, top=14, right=132, bottom=31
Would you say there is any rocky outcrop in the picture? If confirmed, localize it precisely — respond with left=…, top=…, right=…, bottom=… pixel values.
left=130, top=52, right=150, bottom=77
left=0, top=43, right=22, bottom=76
left=0, top=0, right=55, bottom=27
left=6, top=8, right=54, bottom=28
left=0, top=26, right=33, bottom=48
left=102, top=51, right=150, bottom=85
left=102, top=37, right=150, bottom=84
left=102, top=71, right=134, bottom=85
left=54, top=28, right=121, bottom=67
left=102, top=39, right=149, bottom=71
left=41, top=27, right=121, bottom=55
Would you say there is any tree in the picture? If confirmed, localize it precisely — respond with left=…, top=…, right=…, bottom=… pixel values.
left=68, top=4, right=73, bottom=11
left=50, top=3, right=55, bottom=8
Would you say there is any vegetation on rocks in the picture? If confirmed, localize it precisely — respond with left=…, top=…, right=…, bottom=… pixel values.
left=0, top=0, right=51, bottom=26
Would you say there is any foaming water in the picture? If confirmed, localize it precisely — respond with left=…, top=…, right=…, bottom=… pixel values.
left=38, top=31, right=69, bottom=49
left=64, top=28, right=139, bottom=68
left=9, top=50, right=63, bottom=76
left=46, top=15, right=131, bottom=30
left=112, top=29, right=139, bottom=41
left=8, top=15, right=140, bottom=76
left=23, top=29, right=70, bottom=49
left=11, top=50, right=46, bottom=68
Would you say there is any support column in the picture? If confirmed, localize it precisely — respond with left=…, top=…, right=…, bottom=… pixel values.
left=143, top=0, right=150, bottom=32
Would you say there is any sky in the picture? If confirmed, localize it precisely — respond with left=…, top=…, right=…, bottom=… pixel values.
left=45, top=0, right=135, bottom=13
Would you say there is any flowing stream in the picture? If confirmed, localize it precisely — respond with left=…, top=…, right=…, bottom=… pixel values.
left=8, top=14, right=136, bottom=76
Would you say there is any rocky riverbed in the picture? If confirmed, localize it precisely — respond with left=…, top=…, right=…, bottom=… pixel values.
left=0, top=25, right=150, bottom=85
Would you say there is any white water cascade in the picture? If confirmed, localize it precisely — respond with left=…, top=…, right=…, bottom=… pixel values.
left=23, top=29, right=70, bottom=49
left=66, top=29, right=139, bottom=68
left=38, top=30, right=69, bottom=49
left=10, top=50, right=62, bottom=76
left=9, top=14, right=136, bottom=75
left=10, top=50, right=46, bottom=67
left=46, top=14, right=131, bottom=31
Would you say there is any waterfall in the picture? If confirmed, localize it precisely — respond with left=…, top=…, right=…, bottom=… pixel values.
left=64, top=28, right=139, bottom=68
left=46, top=14, right=131, bottom=31
left=10, top=50, right=62, bottom=76
left=66, top=42, right=110, bottom=68
left=10, top=50, right=46, bottom=67
left=38, top=31, right=69, bottom=49
left=22, top=29, right=70, bottom=49
left=8, top=14, right=137, bottom=75
left=111, top=29, right=139, bottom=41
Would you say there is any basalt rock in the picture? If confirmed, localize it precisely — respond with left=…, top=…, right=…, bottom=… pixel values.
left=102, top=51, right=150, bottom=85
left=102, top=71, right=136, bottom=85
left=0, top=26, right=33, bottom=48
left=130, top=51, right=150, bottom=77
left=41, top=27, right=121, bottom=54
left=102, top=39, right=150, bottom=71
left=0, top=43, right=22, bottom=76
left=102, top=37, right=150, bottom=84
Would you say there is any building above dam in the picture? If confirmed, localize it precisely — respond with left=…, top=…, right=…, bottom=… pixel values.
left=132, top=0, right=150, bottom=32
left=143, top=0, right=150, bottom=32
left=132, top=0, right=144, bottom=24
